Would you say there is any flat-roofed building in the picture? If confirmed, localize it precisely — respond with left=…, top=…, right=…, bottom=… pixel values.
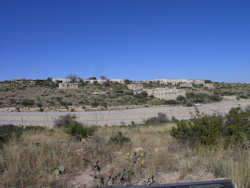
left=144, top=88, right=185, bottom=100
left=58, top=83, right=79, bottom=89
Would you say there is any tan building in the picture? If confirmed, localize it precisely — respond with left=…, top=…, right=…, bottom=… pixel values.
left=144, top=88, right=185, bottom=100
left=179, top=82, right=193, bottom=88
left=52, top=78, right=71, bottom=83
left=58, top=83, right=79, bottom=89
left=204, top=83, right=214, bottom=89
left=127, top=84, right=143, bottom=91
left=83, top=79, right=108, bottom=84
left=152, top=79, right=205, bottom=85
left=110, top=79, right=125, bottom=84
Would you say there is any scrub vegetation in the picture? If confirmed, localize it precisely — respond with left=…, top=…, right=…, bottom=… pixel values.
left=1, top=79, right=249, bottom=111
left=0, top=106, right=249, bottom=187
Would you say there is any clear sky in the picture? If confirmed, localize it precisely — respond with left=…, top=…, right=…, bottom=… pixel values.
left=0, top=0, right=249, bottom=82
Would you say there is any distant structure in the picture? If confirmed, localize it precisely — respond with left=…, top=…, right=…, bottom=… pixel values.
left=83, top=79, right=108, bottom=84
left=52, top=78, right=71, bottom=83
left=204, top=83, right=214, bottom=89
left=110, top=79, right=125, bottom=84
left=51, top=77, right=213, bottom=91
left=58, top=83, right=79, bottom=89
left=179, top=82, right=193, bottom=88
left=127, top=83, right=143, bottom=90
left=150, top=79, right=205, bottom=85
left=12, top=78, right=27, bottom=83
left=144, top=88, right=186, bottom=100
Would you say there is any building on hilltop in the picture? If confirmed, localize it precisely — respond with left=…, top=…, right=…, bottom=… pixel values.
left=204, top=83, right=214, bottom=89
left=151, top=79, right=205, bottom=85
left=110, top=79, right=125, bottom=84
left=52, top=78, right=71, bottom=83
left=12, top=78, right=26, bottom=83
left=127, top=83, right=143, bottom=90
left=58, top=83, right=79, bottom=89
left=179, top=82, right=193, bottom=88
left=144, top=88, right=186, bottom=100
left=82, top=79, right=108, bottom=84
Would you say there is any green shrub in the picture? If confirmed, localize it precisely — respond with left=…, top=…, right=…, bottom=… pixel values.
left=171, top=115, right=224, bottom=145
left=134, top=91, right=148, bottom=98
left=176, top=95, right=186, bottom=103
left=124, top=79, right=132, bottom=84
left=9, top=98, right=17, bottom=104
left=0, top=125, right=45, bottom=148
left=21, top=99, right=35, bottom=107
left=185, top=92, right=222, bottom=104
left=224, top=108, right=250, bottom=147
left=65, top=124, right=97, bottom=139
left=55, top=114, right=97, bottom=138
left=204, top=80, right=212, bottom=83
left=108, top=132, right=131, bottom=146
left=145, top=113, right=169, bottom=125
left=171, top=107, right=250, bottom=147
left=164, top=100, right=178, bottom=105
left=91, top=100, right=99, bottom=107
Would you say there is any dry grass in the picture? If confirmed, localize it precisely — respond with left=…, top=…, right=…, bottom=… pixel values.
left=0, top=129, right=83, bottom=187
left=0, top=124, right=249, bottom=187
left=91, top=125, right=249, bottom=187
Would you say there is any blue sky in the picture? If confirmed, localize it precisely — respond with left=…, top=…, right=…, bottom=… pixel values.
left=0, top=0, right=249, bottom=82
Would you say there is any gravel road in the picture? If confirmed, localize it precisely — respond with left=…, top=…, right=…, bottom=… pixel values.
left=0, top=100, right=250, bottom=126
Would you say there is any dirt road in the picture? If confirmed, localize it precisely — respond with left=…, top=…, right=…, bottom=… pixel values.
left=0, top=100, right=250, bottom=126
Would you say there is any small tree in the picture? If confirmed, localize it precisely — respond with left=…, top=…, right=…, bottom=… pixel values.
left=21, top=99, right=35, bottom=107
left=55, top=114, right=97, bottom=139
left=204, top=80, right=212, bottom=83
left=89, top=77, right=97, bottom=80
left=124, top=79, right=132, bottom=84
left=66, top=74, right=79, bottom=83
left=145, top=113, right=169, bottom=125
left=100, top=75, right=108, bottom=80
left=176, top=95, right=186, bottom=103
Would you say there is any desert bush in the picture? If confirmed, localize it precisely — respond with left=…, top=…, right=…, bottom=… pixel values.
left=60, top=100, right=72, bottom=107
left=0, top=125, right=23, bottom=148
left=204, top=80, right=212, bottom=83
left=108, top=131, right=131, bottom=147
left=21, top=99, right=35, bottom=107
left=164, top=99, right=178, bottom=105
left=171, top=107, right=250, bottom=147
left=186, top=92, right=222, bottom=104
left=145, top=113, right=169, bottom=125
left=124, top=79, right=132, bottom=84
left=9, top=98, right=16, bottom=104
left=55, top=114, right=77, bottom=128
left=224, top=107, right=250, bottom=147
left=176, top=95, right=186, bottom=103
left=65, top=123, right=97, bottom=139
left=55, top=114, right=97, bottom=139
left=91, top=100, right=100, bottom=107
left=0, top=125, right=45, bottom=148
left=171, top=115, right=224, bottom=146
